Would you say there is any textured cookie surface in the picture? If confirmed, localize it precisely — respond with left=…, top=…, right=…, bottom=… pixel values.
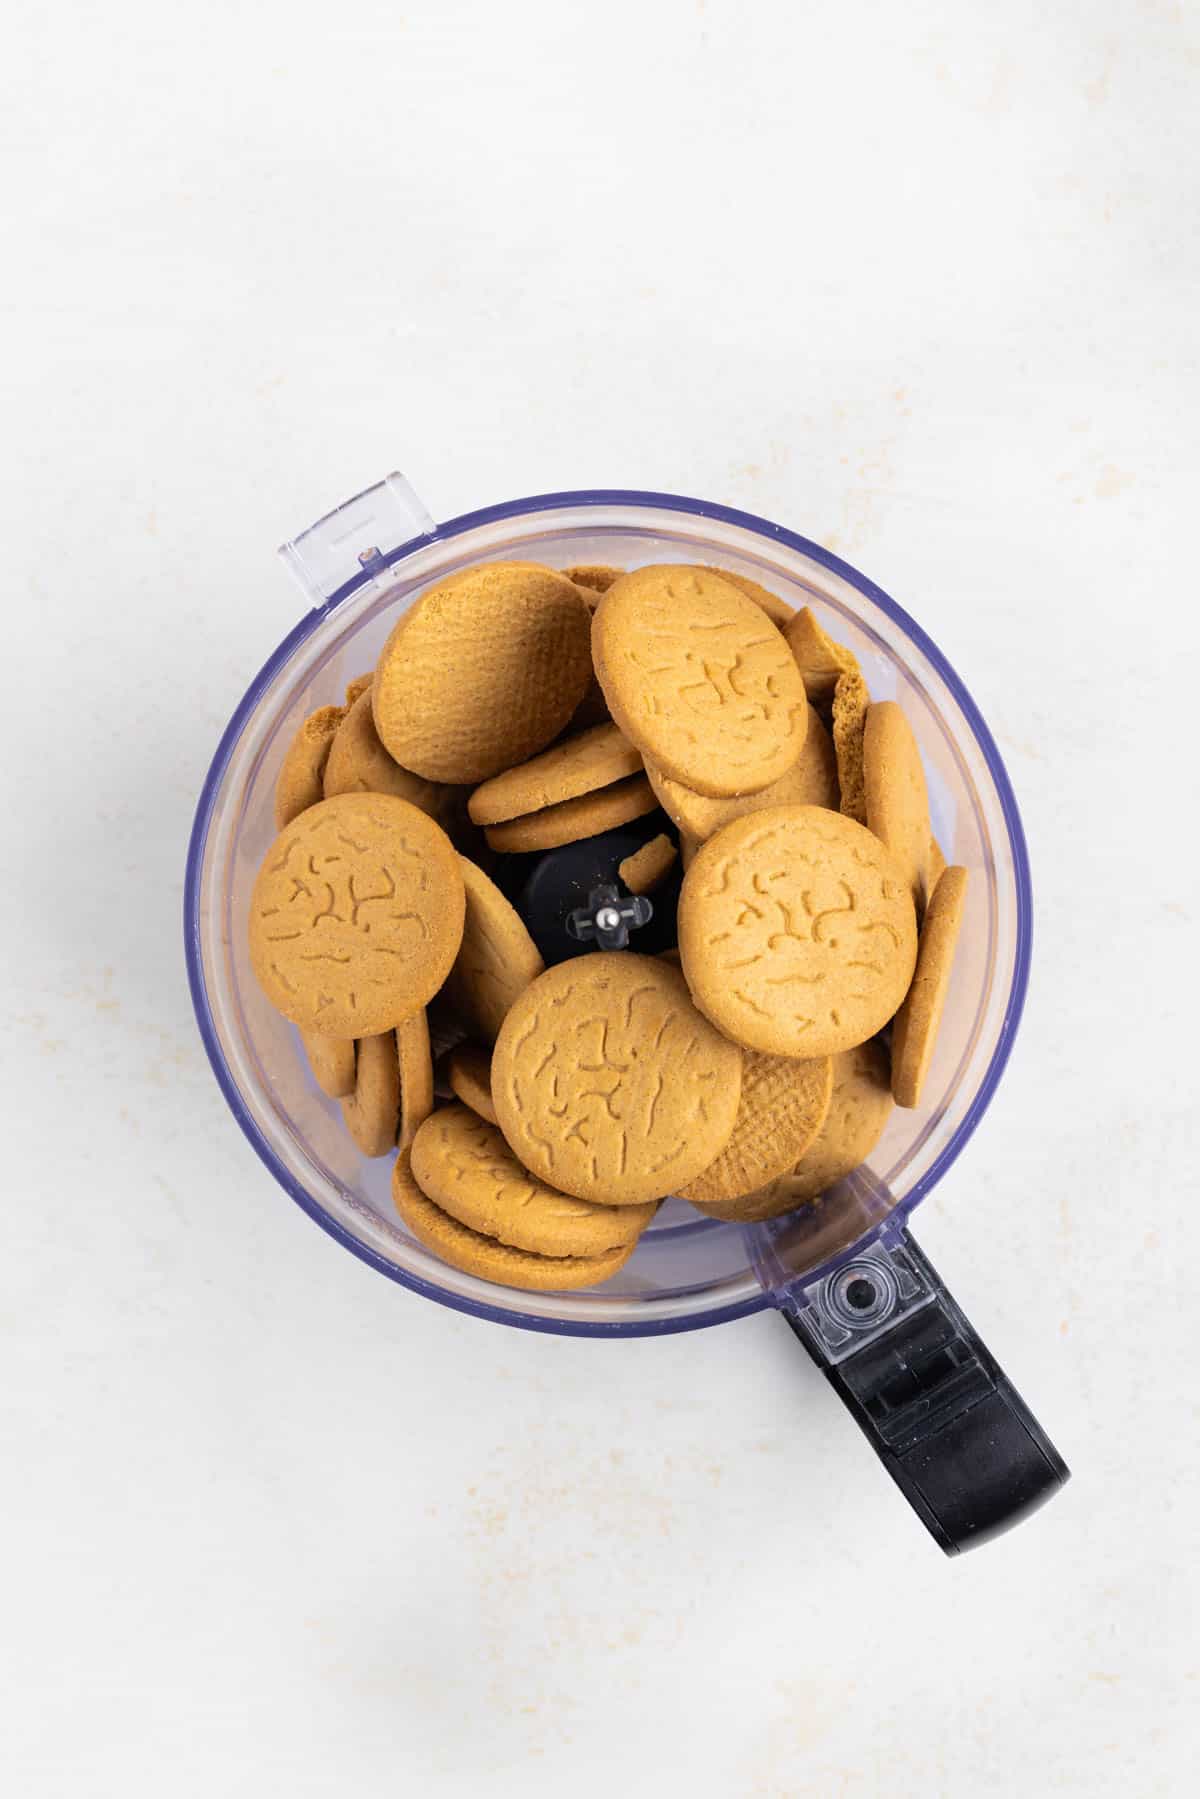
left=340, top=1031, right=399, bottom=1156
left=445, top=1043, right=499, bottom=1123
left=891, top=865, right=968, bottom=1107
left=618, top=833, right=678, bottom=895
left=396, top=1008, right=435, bottom=1150
left=248, top=793, right=466, bottom=1036
left=274, top=705, right=345, bottom=829
left=372, top=561, right=592, bottom=783
left=324, top=688, right=452, bottom=821
left=445, top=856, right=545, bottom=1039
left=783, top=609, right=858, bottom=707
left=299, top=1027, right=356, bottom=1099
left=483, top=774, right=658, bottom=854
left=705, top=568, right=793, bottom=626
left=863, top=701, right=931, bottom=912
left=412, top=1104, right=656, bottom=1255
left=468, top=723, right=642, bottom=825
left=678, top=1052, right=833, bottom=1204
left=592, top=565, right=808, bottom=797
left=698, top=1037, right=894, bottom=1219
left=677, top=805, right=917, bottom=1057
left=492, top=953, right=743, bottom=1204
left=392, top=1151, right=635, bottom=1292
left=644, top=705, right=838, bottom=841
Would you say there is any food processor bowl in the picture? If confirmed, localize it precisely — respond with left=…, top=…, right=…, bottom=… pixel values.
left=185, top=477, right=1067, bottom=1551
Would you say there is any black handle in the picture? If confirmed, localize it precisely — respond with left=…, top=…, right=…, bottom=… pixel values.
left=782, top=1228, right=1069, bottom=1554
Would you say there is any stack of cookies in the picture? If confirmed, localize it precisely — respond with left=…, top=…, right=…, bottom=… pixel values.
left=249, top=560, right=967, bottom=1291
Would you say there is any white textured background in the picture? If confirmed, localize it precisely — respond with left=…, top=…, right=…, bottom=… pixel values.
left=3, top=2, right=1197, bottom=1794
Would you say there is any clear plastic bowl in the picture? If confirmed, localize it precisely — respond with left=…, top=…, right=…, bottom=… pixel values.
left=185, top=484, right=1031, bottom=1338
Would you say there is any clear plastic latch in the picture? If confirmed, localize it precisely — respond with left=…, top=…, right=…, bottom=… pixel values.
left=784, top=1232, right=935, bottom=1365
left=278, top=472, right=435, bottom=611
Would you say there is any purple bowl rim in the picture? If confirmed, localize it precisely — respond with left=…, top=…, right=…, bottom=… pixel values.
left=183, top=487, right=1032, bottom=1339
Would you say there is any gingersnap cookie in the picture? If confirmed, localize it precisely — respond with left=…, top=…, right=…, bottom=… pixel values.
left=863, top=701, right=932, bottom=912
left=299, top=1027, right=356, bottom=1099
left=371, top=561, right=592, bottom=783
left=697, top=1038, right=894, bottom=1220
left=323, top=688, right=452, bottom=821
left=644, top=705, right=839, bottom=842
left=783, top=608, right=858, bottom=708
left=927, top=833, right=947, bottom=903
left=445, top=1043, right=499, bottom=1123
left=492, top=953, right=742, bottom=1205
left=705, top=568, right=793, bottom=626
left=619, top=833, right=678, bottom=895
left=891, top=866, right=968, bottom=1108
left=832, top=667, right=870, bottom=824
left=397, top=1008, right=435, bottom=1150
left=274, top=705, right=345, bottom=829
left=445, top=857, right=544, bottom=1040
left=412, top=1105, right=656, bottom=1256
left=468, top=723, right=642, bottom=826
left=678, top=1052, right=833, bottom=1205
left=564, top=564, right=625, bottom=600
left=392, top=1151, right=636, bottom=1292
left=340, top=1031, right=399, bottom=1156
left=248, top=793, right=466, bottom=1037
left=677, top=805, right=917, bottom=1058
left=592, top=565, right=808, bottom=798
left=344, top=671, right=374, bottom=707
left=483, top=774, right=658, bottom=854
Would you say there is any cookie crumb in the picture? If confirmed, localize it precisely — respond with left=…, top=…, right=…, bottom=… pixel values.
left=618, top=833, right=678, bottom=896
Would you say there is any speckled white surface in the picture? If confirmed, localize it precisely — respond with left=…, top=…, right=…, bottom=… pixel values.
left=3, top=2, right=1197, bottom=1793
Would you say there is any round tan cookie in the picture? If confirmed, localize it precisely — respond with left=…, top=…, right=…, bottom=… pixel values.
left=645, top=705, right=838, bottom=841
left=468, top=723, right=643, bottom=826
left=492, top=953, right=743, bottom=1205
left=445, top=857, right=545, bottom=1040
left=592, top=565, right=808, bottom=798
left=705, top=567, right=793, bottom=626
left=392, top=1151, right=636, bottom=1292
left=344, top=671, right=374, bottom=707
left=412, top=1104, right=656, bottom=1256
left=372, top=561, right=592, bottom=783
left=678, top=805, right=917, bottom=1058
left=678, top=1053, right=833, bottom=1205
left=397, top=1008, right=435, bottom=1149
left=783, top=609, right=859, bottom=708
left=618, top=833, right=678, bottom=896
left=248, top=793, right=466, bottom=1037
left=340, top=1032, right=399, bottom=1156
left=445, top=1043, right=499, bottom=1123
left=697, top=1038, right=894, bottom=1219
left=274, top=705, right=345, bottom=829
left=863, top=701, right=932, bottom=912
left=299, top=1027, right=356, bottom=1099
left=324, top=688, right=453, bottom=821
left=483, top=774, right=659, bottom=854
left=891, top=866, right=968, bottom=1108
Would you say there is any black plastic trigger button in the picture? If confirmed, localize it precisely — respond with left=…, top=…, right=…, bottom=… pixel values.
left=566, top=883, right=654, bottom=951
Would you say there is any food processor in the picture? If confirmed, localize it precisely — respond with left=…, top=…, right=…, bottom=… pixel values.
left=185, top=474, right=1069, bottom=1553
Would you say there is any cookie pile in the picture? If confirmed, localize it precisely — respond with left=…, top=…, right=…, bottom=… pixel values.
left=248, top=559, right=967, bottom=1293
